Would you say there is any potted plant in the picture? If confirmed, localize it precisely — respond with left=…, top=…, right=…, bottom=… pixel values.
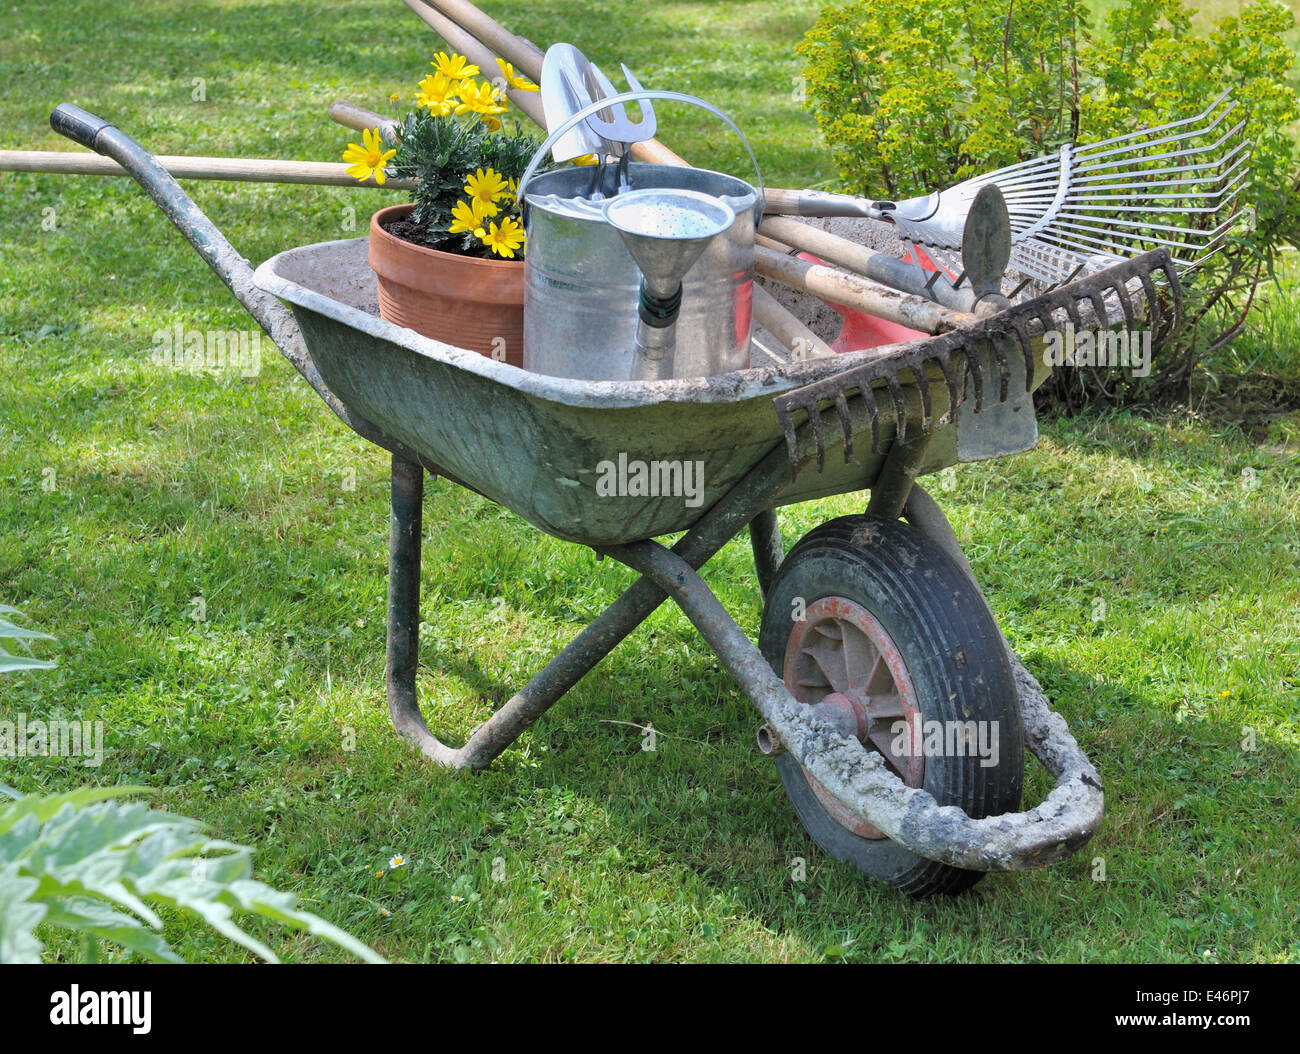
left=342, top=53, right=555, bottom=367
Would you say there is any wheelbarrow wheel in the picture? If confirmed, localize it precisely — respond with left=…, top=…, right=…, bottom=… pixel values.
left=758, top=514, right=1023, bottom=897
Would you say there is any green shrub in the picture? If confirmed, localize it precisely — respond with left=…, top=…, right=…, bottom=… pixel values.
left=799, top=0, right=1299, bottom=405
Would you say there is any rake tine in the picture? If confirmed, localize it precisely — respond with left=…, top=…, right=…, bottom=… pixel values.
left=914, top=367, right=933, bottom=432
left=883, top=372, right=907, bottom=441
left=1000, top=150, right=1250, bottom=195
left=1067, top=89, right=1238, bottom=164
left=1086, top=289, right=1111, bottom=339
left=1050, top=209, right=1246, bottom=239
left=834, top=391, right=854, bottom=462
left=930, top=352, right=961, bottom=417
left=1035, top=305, right=1061, bottom=372
left=1008, top=276, right=1034, bottom=300
left=1113, top=276, right=1137, bottom=333
left=1158, top=254, right=1183, bottom=332
left=1026, top=123, right=1248, bottom=192
left=809, top=397, right=826, bottom=472
left=988, top=335, right=1010, bottom=402
left=1069, top=156, right=1252, bottom=196
left=1038, top=226, right=1217, bottom=267
left=777, top=404, right=801, bottom=475
left=965, top=342, right=986, bottom=411
left=1074, top=113, right=1246, bottom=175
left=861, top=383, right=881, bottom=453
left=1010, top=318, right=1036, bottom=392
left=1136, top=269, right=1162, bottom=335
left=1064, top=296, right=1087, bottom=339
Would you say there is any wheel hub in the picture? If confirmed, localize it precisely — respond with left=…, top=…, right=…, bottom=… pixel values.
left=782, top=596, right=924, bottom=838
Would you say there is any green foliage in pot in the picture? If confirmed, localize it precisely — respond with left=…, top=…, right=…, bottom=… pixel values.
left=342, top=52, right=551, bottom=260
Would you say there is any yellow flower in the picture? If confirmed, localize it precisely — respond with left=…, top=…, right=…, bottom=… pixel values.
left=341, top=128, right=396, bottom=185
left=477, top=216, right=526, bottom=259
left=572, top=153, right=600, bottom=166
left=454, top=81, right=504, bottom=125
left=496, top=58, right=540, bottom=92
left=455, top=81, right=508, bottom=127
left=449, top=197, right=495, bottom=234
left=500, top=177, right=518, bottom=206
left=389, top=92, right=400, bottom=103
left=415, top=72, right=459, bottom=116
left=431, top=52, right=479, bottom=81
left=464, top=167, right=509, bottom=210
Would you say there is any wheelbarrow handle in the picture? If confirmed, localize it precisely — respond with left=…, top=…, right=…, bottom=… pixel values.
left=46, top=103, right=420, bottom=464
left=50, top=103, right=115, bottom=152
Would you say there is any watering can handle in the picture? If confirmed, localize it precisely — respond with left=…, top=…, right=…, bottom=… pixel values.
left=516, top=90, right=764, bottom=229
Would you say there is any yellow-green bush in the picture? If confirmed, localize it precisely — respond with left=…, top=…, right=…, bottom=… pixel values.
left=799, top=0, right=1298, bottom=403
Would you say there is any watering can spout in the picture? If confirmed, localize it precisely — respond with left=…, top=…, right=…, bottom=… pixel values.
left=602, top=188, right=737, bottom=381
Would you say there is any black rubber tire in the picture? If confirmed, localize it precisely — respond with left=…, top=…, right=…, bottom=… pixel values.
left=758, top=514, right=1023, bottom=897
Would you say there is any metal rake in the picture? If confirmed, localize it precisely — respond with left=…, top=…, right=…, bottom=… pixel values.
left=769, top=90, right=1249, bottom=299
left=772, top=249, right=1183, bottom=473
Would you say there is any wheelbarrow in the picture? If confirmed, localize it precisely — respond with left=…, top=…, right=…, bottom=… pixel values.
left=48, top=103, right=1181, bottom=896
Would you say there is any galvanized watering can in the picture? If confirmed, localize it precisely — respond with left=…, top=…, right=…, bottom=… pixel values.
left=517, top=92, right=763, bottom=382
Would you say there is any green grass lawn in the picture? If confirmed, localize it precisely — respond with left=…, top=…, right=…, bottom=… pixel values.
left=1, top=0, right=1298, bottom=963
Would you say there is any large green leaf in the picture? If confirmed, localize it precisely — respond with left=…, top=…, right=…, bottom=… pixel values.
left=38, top=896, right=183, bottom=964
left=0, top=606, right=56, bottom=673
left=0, top=866, right=45, bottom=964
left=0, top=790, right=384, bottom=964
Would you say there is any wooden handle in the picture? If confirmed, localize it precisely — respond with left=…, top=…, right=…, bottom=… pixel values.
left=762, top=187, right=876, bottom=218
left=0, top=149, right=413, bottom=189
left=327, top=99, right=397, bottom=135
left=420, top=0, right=544, bottom=79
left=751, top=286, right=835, bottom=362
left=758, top=215, right=976, bottom=312
left=404, top=0, right=836, bottom=353
left=399, top=0, right=547, bottom=128
left=754, top=244, right=972, bottom=335
left=417, top=0, right=687, bottom=164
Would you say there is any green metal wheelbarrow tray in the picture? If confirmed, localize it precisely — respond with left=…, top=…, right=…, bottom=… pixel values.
left=51, top=103, right=1182, bottom=895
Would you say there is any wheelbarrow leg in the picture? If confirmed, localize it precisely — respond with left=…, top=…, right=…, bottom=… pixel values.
left=385, top=455, right=428, bottom=752
left=748, top=508, right=783, bottom=601
left=865, top=428, right=932, bottom=519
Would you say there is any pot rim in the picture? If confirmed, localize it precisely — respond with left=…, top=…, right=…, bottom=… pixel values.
left=370, top=202, right=524, bottom=272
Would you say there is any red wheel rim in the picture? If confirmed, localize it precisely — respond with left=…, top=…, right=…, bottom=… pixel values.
left=782, top=596, right=925, bottom=839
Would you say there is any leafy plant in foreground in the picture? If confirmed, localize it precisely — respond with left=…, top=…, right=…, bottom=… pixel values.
left=0, top=785, right=385, bottom=964
left=0, top=605, right=56, bottom=675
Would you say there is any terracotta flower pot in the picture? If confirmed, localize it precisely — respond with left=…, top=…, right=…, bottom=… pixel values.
left=368, top=203, right=524, bottom=367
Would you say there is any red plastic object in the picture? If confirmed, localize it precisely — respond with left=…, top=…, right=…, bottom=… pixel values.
left=798, top=246, right=955, bottom=353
